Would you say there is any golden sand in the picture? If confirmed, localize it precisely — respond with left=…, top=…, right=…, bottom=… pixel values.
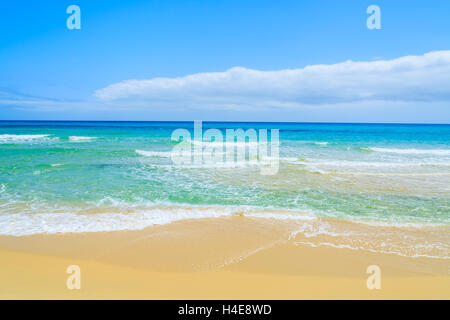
left=0, top=217, right=448, bottom=299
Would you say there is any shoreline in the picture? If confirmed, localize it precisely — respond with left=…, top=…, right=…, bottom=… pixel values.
left=0, top=216, right=448, bottom=299
left=1, top=206, right=448, bottom=260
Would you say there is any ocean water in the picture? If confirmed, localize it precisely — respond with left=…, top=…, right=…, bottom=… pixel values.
left=0, top=121, right=449, bottom=258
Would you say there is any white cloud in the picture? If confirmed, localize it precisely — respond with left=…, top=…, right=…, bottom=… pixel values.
left=94, top=51, right=450, bottom=110
left=2, top=51, right=450, bottom=122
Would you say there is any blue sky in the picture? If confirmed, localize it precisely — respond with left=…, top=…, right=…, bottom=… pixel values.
left=0, top=0, right=449, bottom=122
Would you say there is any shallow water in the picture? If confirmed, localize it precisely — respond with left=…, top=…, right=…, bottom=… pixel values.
left=0, top=121, right=449, bottom=258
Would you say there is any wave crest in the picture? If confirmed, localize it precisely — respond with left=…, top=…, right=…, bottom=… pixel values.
left=0, top=134, right=51, bottom=144
left=69, top=136, right=97, bottom=142
left=369, top=147, right=450, bottom=156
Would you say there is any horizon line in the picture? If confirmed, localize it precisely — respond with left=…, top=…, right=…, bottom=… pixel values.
left=0, top=120, right=449, bottom=125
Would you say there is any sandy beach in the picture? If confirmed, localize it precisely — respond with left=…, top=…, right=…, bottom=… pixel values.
left=0, top=216, right=448, bottom=300
left=2, top=0, right=450, bottom=303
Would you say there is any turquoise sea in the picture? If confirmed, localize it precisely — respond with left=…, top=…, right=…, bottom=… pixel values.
left=0, top=121, right=449, bottom=258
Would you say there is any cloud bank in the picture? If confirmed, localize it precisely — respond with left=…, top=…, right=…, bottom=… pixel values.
left=2, top=51, right=449, bottom=122
left=94, top=51, right=450, bottom=110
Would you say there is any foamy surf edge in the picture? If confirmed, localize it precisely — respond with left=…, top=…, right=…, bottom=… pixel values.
left=0, top=206, right=317, bottom=236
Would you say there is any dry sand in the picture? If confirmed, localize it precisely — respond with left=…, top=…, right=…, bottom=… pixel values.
left=0, top=216, right=448, bottom=299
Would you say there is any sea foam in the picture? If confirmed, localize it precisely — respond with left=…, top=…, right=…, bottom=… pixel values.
left=0, top=201, right=318, bottom=236
left=0, top=134, right=51, bottom=144
left=69, top=136, right=97, bottom=142
left=136, top=150, right=173, bottom=157
left=369, top=147, right=450, bottom=156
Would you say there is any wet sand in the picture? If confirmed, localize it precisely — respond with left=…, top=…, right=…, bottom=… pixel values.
left=0, top=216, right=448, bottom=299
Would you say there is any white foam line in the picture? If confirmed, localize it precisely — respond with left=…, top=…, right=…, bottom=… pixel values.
left=349, top=219, right=446, bottom=229
left=0, top=198, right=446, bottom=237
left=0, top=209, right=233, bottom=236
left=293, top=241, right=449, bottom=260
left=369, top=147, right=450, bottom=156
left=0, top=134, right=51, bottom=144
left=69, top=136, right=97, bottom=142
left=136, top=150, right=173, bottom=157
left=0, top=203, right=320, bottom=236
left=302, top=160, right=450, bottom=168
left=153, top=161, right=276, bottom=169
